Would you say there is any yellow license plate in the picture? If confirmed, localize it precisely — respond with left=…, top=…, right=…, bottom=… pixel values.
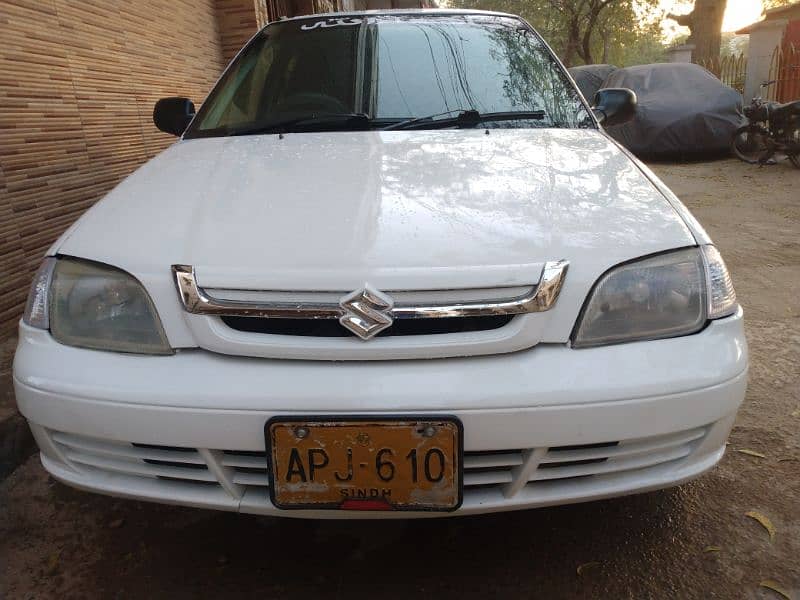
left=266, top=417, right=462, bottom=511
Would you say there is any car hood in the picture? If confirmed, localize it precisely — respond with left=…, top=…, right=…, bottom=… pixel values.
left=58, top=128, right=694, bottom=294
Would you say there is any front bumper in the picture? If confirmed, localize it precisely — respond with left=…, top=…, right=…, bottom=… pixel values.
left=14, top=309, right=748, bottom=518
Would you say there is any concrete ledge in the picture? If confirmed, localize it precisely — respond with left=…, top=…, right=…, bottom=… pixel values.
left=0, top=411, right=35, bottom=479
left=1, top=335, right=34, bottom=479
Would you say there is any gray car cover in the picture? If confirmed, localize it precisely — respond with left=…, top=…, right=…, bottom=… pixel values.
left=602, top=63, right=743, bottom=158
left=568, top=64, right=618, bottom=103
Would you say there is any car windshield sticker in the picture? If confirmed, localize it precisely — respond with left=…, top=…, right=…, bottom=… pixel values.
left=301, top=17, right=363, bottom=31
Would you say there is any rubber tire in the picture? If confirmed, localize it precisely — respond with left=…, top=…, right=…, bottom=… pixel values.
left=732, top=125, right=768, bottom=164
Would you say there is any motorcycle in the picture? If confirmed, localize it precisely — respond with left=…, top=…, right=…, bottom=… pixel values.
left=732, top=79, right=800, bottom=168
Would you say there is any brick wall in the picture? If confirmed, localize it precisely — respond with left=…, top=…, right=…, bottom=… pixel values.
left=0, top=0, right=260, bottom=338
left=217, top=0, right=261, bottom=64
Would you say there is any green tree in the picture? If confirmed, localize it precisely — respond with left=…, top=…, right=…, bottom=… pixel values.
left=449, top=0, right=664, bottom=66
left=592, top=1, right=666, bottom=65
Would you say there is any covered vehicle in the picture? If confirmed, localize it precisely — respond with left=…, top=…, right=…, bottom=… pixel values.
left=568, top=64, right=618, bottom=102
left=603, top=62, right=743, bottom=158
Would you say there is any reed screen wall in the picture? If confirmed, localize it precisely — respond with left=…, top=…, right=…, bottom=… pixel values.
left=0, top=0, right=259, bottom=336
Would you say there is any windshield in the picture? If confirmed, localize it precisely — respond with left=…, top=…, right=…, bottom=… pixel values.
left=186, top=14, right=592, bottom=137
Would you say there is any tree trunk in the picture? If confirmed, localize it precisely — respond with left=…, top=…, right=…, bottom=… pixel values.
left=669, top=0, right=727, bottom=63
left=562, top=20, right=581, bottom=66
left=577, top=0, right=615, bottom=65
left=579, top=29, right=595, bottom=64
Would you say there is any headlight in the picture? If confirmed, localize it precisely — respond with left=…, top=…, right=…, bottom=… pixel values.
left=23, top=257, right=172, bottom=355
left=573, top=246, right=737, bottom=349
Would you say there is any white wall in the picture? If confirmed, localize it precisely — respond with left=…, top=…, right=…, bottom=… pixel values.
left=666, top=44, right=695, bottom=63
left=743, top=20, right=787, bottom=100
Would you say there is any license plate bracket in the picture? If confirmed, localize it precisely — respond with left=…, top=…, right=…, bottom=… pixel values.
left=265, top=415, right=463, bottom=512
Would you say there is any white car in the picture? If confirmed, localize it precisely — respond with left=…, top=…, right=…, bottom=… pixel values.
left=14, top=10, right=747, bottom=518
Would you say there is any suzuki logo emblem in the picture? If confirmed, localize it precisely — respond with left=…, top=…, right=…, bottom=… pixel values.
left=339, top=285, right=394, bottom=340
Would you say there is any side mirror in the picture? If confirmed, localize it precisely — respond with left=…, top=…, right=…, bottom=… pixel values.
left=592, top=88, right=637, bottom=127
left=153, top=97, right=196, bottom=136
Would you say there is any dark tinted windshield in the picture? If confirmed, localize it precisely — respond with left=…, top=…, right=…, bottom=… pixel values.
left=186, top=14, right=591, bottom=137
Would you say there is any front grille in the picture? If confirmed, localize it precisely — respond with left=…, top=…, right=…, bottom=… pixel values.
left=221, top=315, right=513, bottom=337
left=189, top=285, right=542, bottom=359
left=530, top=429, right=702, bottom=485
left=55, top=434, right=218, bottom=484
left=220, top=450, right=270, bottom=487
left=48, top=425, right=708, bottom=504
left=463, top=449, right=523, bottom=487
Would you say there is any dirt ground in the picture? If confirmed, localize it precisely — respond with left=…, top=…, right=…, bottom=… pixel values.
left=0, top=158, right=798, bottom=600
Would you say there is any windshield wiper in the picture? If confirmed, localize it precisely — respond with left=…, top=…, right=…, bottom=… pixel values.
left=384, top=109, right=547, bottom=131
left=383, top=109, right=474, bottom=131
left=228, top=113, right=373, bottom=136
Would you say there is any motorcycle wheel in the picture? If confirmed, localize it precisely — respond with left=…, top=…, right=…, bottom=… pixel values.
left=785, top=121, right=800, bottom=168
left=732, top=125, right=768, bottom=164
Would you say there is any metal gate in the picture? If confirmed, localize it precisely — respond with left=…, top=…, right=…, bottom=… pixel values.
left=768, top=38, right=800, bottom=102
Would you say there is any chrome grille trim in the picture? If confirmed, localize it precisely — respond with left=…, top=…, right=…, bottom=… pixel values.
left=171, top=260, right=569, bottom=320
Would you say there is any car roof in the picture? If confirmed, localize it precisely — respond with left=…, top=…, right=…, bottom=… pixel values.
left=268, top=8, right=520, bottom=26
